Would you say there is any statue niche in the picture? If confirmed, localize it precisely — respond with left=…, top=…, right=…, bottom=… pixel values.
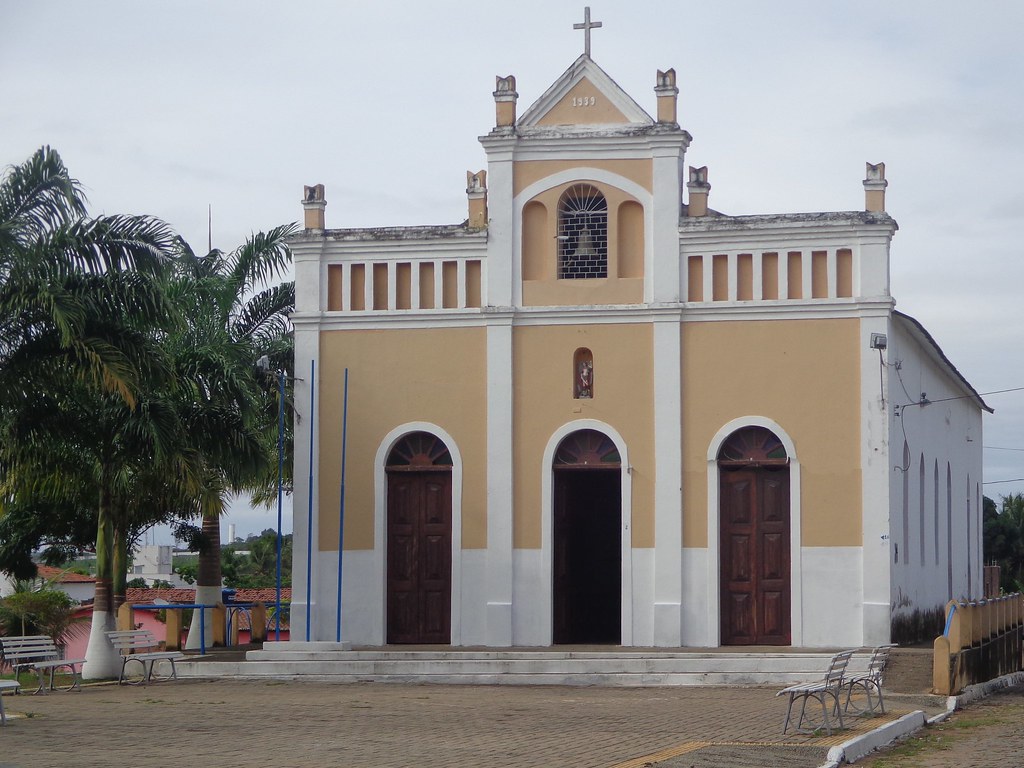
left=573, top=348, right=594, bottom=399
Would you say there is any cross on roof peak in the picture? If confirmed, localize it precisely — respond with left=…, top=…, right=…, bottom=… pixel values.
left=573, top=7, right=602, bottom=58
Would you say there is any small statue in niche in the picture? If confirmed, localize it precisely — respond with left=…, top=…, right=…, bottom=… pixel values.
left=577, top=359, right=593, bottom=399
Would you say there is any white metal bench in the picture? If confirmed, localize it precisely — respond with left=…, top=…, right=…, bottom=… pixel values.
left=0, top=681, right=19, bottom=725
left=843, top=644, right=895, bottom=716
left=105, top=630, right=184, bottom=685
left=0, top=635, right=87, bottom=694
left=776, top=649, right=854, bottom=736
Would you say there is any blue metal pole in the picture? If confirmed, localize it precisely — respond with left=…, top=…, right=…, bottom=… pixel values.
left=275, top=369, right=285, bottom=641
left=336, top=368, right=349, bottom=642
left=305, top=358, right=315, bottom=641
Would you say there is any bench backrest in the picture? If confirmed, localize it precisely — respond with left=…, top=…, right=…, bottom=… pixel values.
left=823, top=650, right=854, bottom=686
left=0, top=635, right=61, bottom=665
left=865, top=644, right=895, bottom=680
left=106, top=629, right=160, bottom=654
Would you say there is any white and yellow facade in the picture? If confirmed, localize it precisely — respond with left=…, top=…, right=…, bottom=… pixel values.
left=288, top=51, right=988, bottom=649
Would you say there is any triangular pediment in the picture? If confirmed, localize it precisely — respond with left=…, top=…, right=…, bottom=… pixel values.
left=518, top=55, right=654, bottom=129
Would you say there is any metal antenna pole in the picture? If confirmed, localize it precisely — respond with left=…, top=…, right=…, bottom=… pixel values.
left=275, top=369, right=285, bottom=641
left=305, top=359, right=315, bottom=641
left=335, top=368, right=349, bottom=642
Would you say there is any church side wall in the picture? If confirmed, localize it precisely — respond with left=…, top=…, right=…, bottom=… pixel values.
left=886, top=321, right=984, bottom=644
left=681, top=317, right=863, bottom=647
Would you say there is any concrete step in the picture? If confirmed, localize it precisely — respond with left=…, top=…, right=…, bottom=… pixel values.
left=176, top=645, right=876, bottom=687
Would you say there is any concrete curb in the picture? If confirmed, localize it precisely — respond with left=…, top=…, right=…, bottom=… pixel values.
left=821, top=710, right=927, bottom=767
left=948, top=670, right=1024, bottom=710
left=817, top=670, right=1024, bottom=766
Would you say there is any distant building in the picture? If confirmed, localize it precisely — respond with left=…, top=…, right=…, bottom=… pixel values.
left=131, top=545, right=190, bottom=587
left=288, top=17, right=987, bottom=648
left=35, top=565, right=96, bottom=604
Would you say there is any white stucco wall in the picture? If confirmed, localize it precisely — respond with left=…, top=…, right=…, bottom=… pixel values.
left=887, top=316, right=985, bottom=638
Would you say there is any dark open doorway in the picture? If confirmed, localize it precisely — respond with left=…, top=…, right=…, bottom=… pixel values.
left=552, top=430, right=621, bottom=644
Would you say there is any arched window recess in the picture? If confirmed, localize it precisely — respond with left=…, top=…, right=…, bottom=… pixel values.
left=554, top=429, right=621, bottom=469
left=386, top=431, right=453, bottom=472
left=717, top=426, right=789, bottom=468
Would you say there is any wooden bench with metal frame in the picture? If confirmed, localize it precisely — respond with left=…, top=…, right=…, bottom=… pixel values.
left=0, top=681, right=19, bottom=725
left=0, top=635, right=87, bottom=694
left=776, top=649, right=854, bottom=736
left=105, top=630, right=184, bottom=685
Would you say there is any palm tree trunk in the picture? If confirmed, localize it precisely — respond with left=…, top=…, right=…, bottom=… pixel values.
left=82, top=478, right=123, bottom=679
left=185, top=512, right=223, bottom=650
left=112, top=530, right=128, bottom=615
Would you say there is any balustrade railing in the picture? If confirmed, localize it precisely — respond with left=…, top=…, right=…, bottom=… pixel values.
left=326, top=256, right=485, bottom=312
left=932, top=595, right=1024, bottom=695
left=683, top=248, right=855, bottom=303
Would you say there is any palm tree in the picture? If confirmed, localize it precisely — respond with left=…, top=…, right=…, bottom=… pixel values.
left=0, top=147, right=178, bottom=677
left=166, top=226, right=296, bottom=649
left=0, top=147, right=177, bottom=408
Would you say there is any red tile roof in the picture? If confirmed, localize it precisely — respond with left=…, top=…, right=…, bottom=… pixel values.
left=37, top=565, right=95, bottom=583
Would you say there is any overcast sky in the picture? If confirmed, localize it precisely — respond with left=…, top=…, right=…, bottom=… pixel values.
left=4, top=1, right=1024, bottom=541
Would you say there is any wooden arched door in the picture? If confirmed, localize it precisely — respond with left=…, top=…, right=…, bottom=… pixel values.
left=386, top=432, right=452, bottom=644
left=718, top=427, right=791, bottom=646
left=552, top=429, right=621, bottom=644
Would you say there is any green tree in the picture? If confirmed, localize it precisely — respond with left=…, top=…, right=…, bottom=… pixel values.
left=165, top=226, right=296, bottom=648
left=0, top=147, right=178, bottom=677
left=0, top=582, right=87, bottom=651
left=221, top=531, right=292, bottom=589
left=984, top=493, right=1024, bottom=592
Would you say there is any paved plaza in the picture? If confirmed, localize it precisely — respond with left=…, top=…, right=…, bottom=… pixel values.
left=0, top=679, right=948, bottom=768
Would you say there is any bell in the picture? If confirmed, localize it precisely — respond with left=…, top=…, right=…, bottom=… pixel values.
left=574, top=227, right=596, bottom=256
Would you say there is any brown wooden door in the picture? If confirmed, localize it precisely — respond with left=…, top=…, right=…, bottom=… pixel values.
left=720, top=467, right=790, bottom=645
left=387, top=470, right=452, bottom=644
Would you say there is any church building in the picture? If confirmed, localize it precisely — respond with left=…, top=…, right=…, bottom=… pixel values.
left=288, top=13, right=988, bottom=649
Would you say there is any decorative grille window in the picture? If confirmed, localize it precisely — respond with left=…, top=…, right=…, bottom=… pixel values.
left=717, top=427, right=787, bottom=464
left=558, top=185, right=608, bottom=279
left=386, top=431, right=452, bottom=468
left=554, top=429, right=620, bottom=468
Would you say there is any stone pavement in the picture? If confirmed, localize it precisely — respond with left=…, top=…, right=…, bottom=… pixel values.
left=0, top=680, right=946, bottom=768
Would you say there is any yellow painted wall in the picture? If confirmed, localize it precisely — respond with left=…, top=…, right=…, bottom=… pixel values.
left=317, top=327, right=488, bottom=551
left=682, top=319, right=862, bottom=548
left=536, top=77, right=629, bottom=126
left=513, top=323, right=656, bottom=548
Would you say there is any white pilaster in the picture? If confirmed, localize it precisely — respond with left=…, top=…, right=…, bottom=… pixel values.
left=485, top=316, right=514, bottom=645
left=290, top=328, right=321, bottom=641
left=291, top=240, right=324, bottom=314
left=649, top=139, right=685, bottom=304
left=652, top=315, right=683, bottom=645
left=861, top=312, right=895, bottom=644
left=480, top=137, right=516, bottom=307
